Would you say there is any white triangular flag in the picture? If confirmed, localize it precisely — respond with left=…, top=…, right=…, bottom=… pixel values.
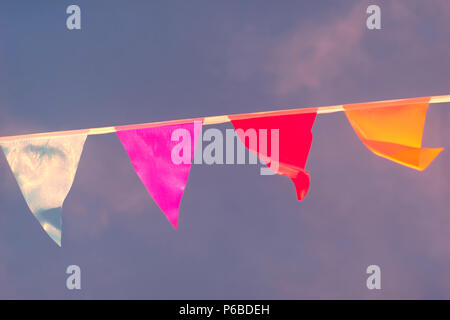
left=0, top=134, right=87, bottom=246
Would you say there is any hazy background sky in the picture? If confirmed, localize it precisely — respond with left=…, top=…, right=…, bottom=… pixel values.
left=0, top=0, right=449, bottom=299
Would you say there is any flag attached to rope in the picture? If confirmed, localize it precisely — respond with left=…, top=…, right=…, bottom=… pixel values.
left=116, top=121, right=202, bottom=229
left=230, top=111, right=317, bottom=200
left=0, top=94, right=448, bottom=247
left=344, top=97, right=443, bottom=170
left=0, top=134, right=87, bottom=246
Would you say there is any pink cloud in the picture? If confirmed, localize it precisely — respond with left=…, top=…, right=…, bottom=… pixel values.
left=227, top=3, right=368, bottom=95
left=265, top=4, right=367, bottom=94
left=226, top=1, right=450, bottom=96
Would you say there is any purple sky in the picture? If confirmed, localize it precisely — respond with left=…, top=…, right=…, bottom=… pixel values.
left=0, top=0, right=449, bottom=299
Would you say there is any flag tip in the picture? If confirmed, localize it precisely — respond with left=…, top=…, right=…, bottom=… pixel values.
left=291, top=171, right=311, bottom=201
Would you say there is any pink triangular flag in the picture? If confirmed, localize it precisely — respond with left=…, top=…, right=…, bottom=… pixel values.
left=116, top=121, right=202, bottom=229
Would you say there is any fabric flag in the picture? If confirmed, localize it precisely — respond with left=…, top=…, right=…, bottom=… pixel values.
left=230, top=112, right=317, bottom=201
left=0, top=134, right=87, bottom=246
left=116, top=121, right=202, bottom=229
left=344, top=97, right=443, bottom=170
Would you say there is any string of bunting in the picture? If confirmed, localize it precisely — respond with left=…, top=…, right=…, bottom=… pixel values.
left=0, top=94, right=448, bottom=246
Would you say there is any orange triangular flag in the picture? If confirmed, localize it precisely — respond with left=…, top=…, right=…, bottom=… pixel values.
left=344, top=97, right=443, bottom=171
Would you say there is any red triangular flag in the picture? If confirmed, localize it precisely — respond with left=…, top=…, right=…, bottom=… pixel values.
left=230, top=112, right=317, bottom=200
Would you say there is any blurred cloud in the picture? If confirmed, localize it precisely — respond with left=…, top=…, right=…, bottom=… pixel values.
left=226, top=1, right=450, bottom=97
left=226, top=3, right=367, bottom=94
